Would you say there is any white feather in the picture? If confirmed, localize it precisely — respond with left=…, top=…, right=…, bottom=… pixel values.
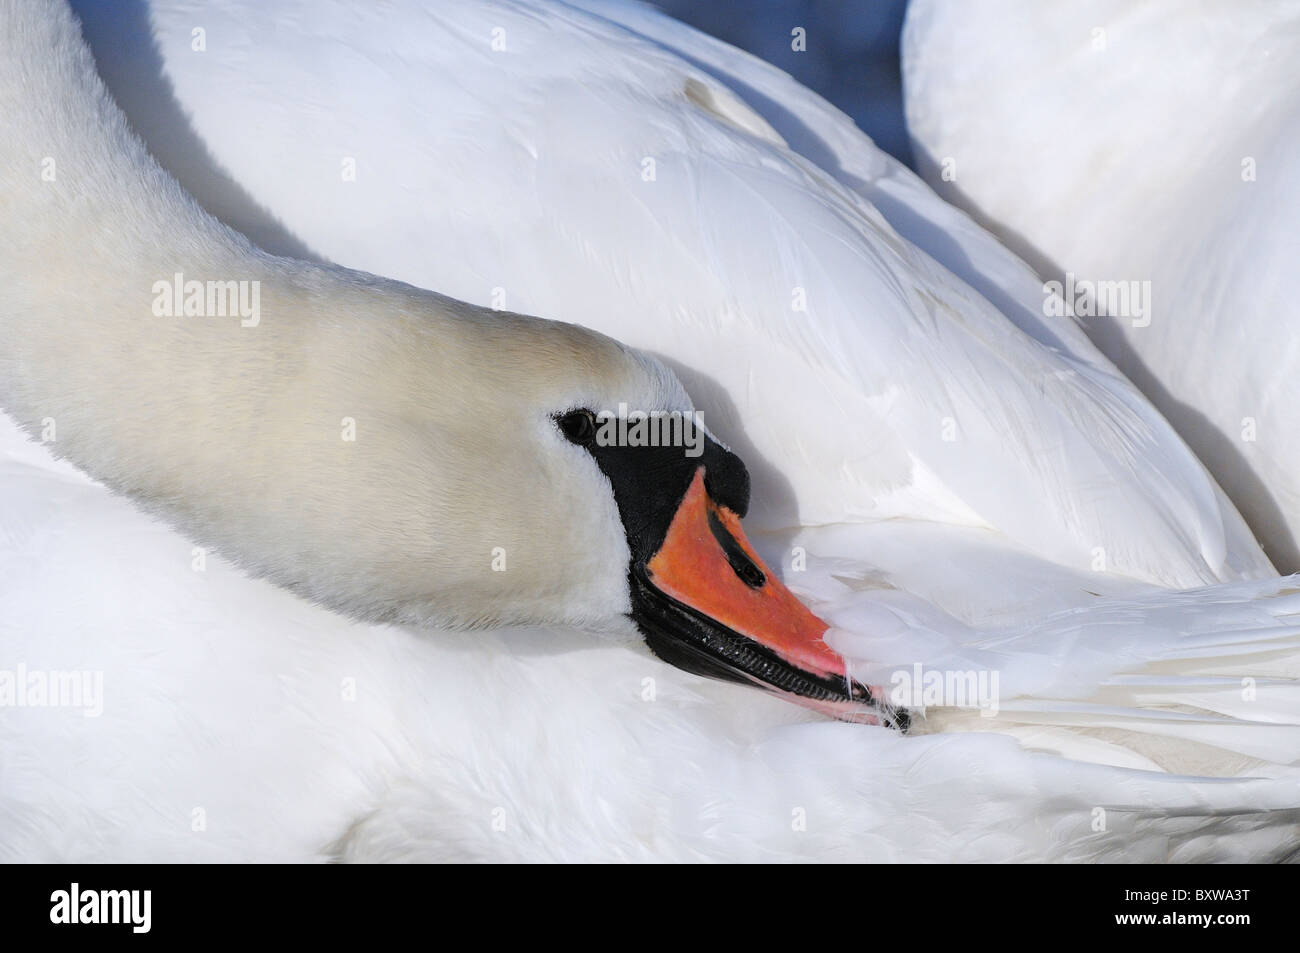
left=1, top=0, right=1296, bottom=862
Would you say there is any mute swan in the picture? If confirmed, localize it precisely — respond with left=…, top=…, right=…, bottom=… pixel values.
left=2, top=0, right=1299, bottom=862
left=903, top=0, right=1300, bottom=571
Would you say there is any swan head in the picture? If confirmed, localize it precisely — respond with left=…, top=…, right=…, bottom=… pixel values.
left=334, top=288, right=885, bottom=721
left=477, top=323, right=887, bottom=718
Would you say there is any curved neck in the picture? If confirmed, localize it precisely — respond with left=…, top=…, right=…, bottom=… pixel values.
left=1, top=1, right=249, bottom=267
left=0, top=2, right=452, bottom=625
left=1, top=0, right=267, bottom=419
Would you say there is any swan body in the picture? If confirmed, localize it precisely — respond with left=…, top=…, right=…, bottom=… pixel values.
left=903, top=0, right=1300, bottom=570
left=2, top=0, right=1298, bottom=862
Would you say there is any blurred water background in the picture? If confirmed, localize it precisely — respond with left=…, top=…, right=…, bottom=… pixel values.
left=651, top=0, right=913, bottom=164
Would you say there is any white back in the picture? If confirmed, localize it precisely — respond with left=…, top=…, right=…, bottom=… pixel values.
left=904, top=0, right=1300, bottom=570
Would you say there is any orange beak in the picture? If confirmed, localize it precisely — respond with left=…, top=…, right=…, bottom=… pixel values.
left=630, top=469, right=893, bottom=725
left=648, top=470, right=844, bottom=678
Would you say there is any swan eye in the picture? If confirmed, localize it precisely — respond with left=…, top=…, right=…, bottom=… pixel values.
left=556, top=409, right=597, bottom=445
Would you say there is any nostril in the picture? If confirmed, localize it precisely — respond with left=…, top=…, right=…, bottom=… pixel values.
left=706, top=508, right=766, bottom=589
left=735, top=560, right=765, bottom=589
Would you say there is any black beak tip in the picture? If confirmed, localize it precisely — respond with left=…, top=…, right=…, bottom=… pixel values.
left=883, top=706, right=911, bottom=732
left=848, top=680, right=909, bottom=732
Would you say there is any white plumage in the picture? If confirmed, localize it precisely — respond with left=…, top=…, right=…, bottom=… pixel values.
left=1, top=0, right=1297, bottom=862
left=903, top=0, right=1300, bottom=571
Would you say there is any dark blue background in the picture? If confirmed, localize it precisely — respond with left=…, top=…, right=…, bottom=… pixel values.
left=652, top=0, right=912, bottom=164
